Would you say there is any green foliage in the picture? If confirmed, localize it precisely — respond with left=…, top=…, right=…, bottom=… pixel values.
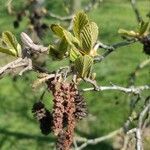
left=50, top=25, right=70, bottom=60
left=0, top=31, right=21, bottom=57
left=80, top=22, right=98, bottom=54
left=0, top=1, right=149, bottom=150
left=63, top=30, right=80, bottom=48
left=69, top=48, right=81, bottom=62
left=50, top=12, right=99, bottom=78
left=73, top=11, right=89, bottom=40
left=75, top=55, right=93, bottom=78
left=49, top=37, right=68, bottom=60
left=139, top=21, right=149, bottom=35
left=51, top=24, right=64, bottom=38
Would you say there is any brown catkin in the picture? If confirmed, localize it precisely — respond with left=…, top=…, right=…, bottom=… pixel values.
left=47, top=79, right=88, bottom=150
left=32, top=101, right=53, bottom=135
left=51, top=80, right=65, bottom=136
left=56, top=83, right=76, bottom=150
left=74, top=90, right=88, bottom=120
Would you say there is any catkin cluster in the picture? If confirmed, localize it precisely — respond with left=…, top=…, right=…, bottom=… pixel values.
left=32, top=78, right=88, bottom=150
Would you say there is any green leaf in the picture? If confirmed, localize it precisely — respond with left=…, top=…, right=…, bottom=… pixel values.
left=73, top=11, right=89, bottom=40
left=0, top=46, right=17, bottom=56
left=63, top=30, right=80, bottom=48
left=49, top=38, right=68, bottom=60
left=75, top=55, right=93, bottom=78
left=69, top=48, right=81, bottom=62
left=49, top=45, right=62, bottom=60
left=139, top=21, right=149, bottom=35
left=80, top=22, right=98, bottom=54
left=51, top=24, right=64, bottom=38
left=57, top=37, right=68, bottom=55
left=1, top=31, right=21, bottom=57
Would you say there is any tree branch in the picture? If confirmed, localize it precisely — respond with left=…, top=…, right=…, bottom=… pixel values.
left=130, top=0, right=143, bottom=23
left=75, top=128, right=122, bottom=150
left=48, top=12, right=73, bottom=21
left=94, top=39, right=137, bottom=62
left=122, top=97, right=150, bottom=150
left=21, top=32, right=48, bottom=53
left=128, top=59, right=150, bottom=86
left=0, top=57, right=32, bottom=77
left=82, top=84, right=150, bottom=95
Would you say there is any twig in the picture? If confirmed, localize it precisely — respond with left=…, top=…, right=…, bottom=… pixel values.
left=94, top=39, right=137, bottom=62
left=75, top=128, right=122, bottom=150
left=48, top=0, right=102, bottom=22
left=124, top=95, right=141, bottom=132
left=128, top=59, right=150, bottom=86
left=122, top=98, right=150, bottom=150
left=135, top=100, right=150, bottom=150
left=130, top=0, right=143, bottom=23
left=21, top=32, right=48, bottom=53
left=5, top=0, right=14, bottom=15
left=82, top=84, right=150, bottom=95
left=84, top=0, right=102, bottom=13
left=48, top=12, right=73, bottom=21
left=32, top=73, right=61, bottom=89
left=0, top=57, right=32, bottom=77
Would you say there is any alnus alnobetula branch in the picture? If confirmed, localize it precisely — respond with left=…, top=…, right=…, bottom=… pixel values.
left=0, top=10, right=149, bottom=150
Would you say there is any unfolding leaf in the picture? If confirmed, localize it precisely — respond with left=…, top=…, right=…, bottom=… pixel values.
left=49, top=45, right=62, bottom=60
left=49, top=38, right=68, bottom=60
left=1, top=31, right=21, bottom=57
left=73, top=11, right=89, bottom=40
left=69, top=48, right=81, bottom=62
left=0, top=46, right=17, bottom=56
left=57, top=37, right=68, bottom=54
left=51, top=24, right=64, bottom=38
left=139, top=21, right=149, bottom=35
left=75, top=55, right=93, bottom=78
left=118, top=29, right=138, bottom=37
left=63, top=30, right=80, bottom=48
left=80, top=22, right=98, bottom=54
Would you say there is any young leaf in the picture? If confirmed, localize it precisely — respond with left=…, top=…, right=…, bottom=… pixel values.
left=63, top=30, right=80, bottom=48
left=49, top=45, right=62, bottom=60
left=69, top=48, right=81, bottom=62
left=0, top=31, right=21, bottom=57
left=49, top=38, right=68, bottom=60
left=51, top=24, right=64, bottom=38
left=73, top=11, right=89, bottom=40
left=80, top=22, right=98, bottom=54
left=57, top=37, right=68, bottom=55
left=139, top=21, right=149, bottom=35
left=75, top=55, right=93, bottom=78
left=0, top=46, right=17, bottom=56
